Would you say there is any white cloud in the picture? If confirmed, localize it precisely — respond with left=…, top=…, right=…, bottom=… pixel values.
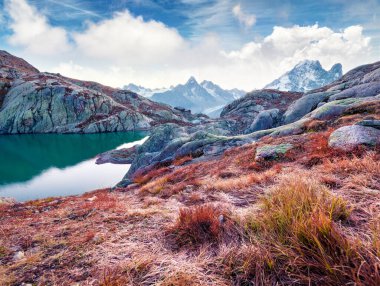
left=5, top=0, right=70, bottom=55
left=73, top=11, right=185, bottom=66
left=3, top=0, right=377, bottom=91
left=223, top=24, right=372, bottom=87
left=232, top=4, right=256, bottom=28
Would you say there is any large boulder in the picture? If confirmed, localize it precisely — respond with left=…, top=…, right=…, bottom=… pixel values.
left=306, top=96, right=379, bottom=121
left=328, top=125, right=380, bottom=151
left=247, top=108, right=280, bottom=133
left=283, top=92, right=333, bottom=124
left=328, top=82, right=380, bottom=101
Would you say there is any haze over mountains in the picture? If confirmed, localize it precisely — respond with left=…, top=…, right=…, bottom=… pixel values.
left=125, top=77, right=246, bottom=117
left=125, top=60, right=342, bottom=116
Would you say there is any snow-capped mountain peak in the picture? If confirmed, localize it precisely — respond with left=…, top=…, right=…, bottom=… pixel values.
left=265, top=60, right=343, bottom=92
left=123, top=83, right=169, bottom=97
left=125, top=77, right=246, bottom=117
left=186, top=76, right=198, bottom=85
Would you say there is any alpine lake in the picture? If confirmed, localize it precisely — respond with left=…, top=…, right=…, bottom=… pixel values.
left=0, top=132, right=147, bottom=202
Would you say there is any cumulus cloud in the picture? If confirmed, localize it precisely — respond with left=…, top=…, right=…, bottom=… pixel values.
left=72, top=11, right=185, bottom=66
left=3, top=0, right=376, bottom=91
left=223, top=24, right=372, bottom=87
left=5, top=0, right=70, bottom=55
left=232, top=4, right=256, bottom=28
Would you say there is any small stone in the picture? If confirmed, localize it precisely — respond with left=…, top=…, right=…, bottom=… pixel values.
left=86, top=196, right=97, bottom=202
left=13, top=251, right=25, bottom=261
left=92, top=234, right=103, bottom=244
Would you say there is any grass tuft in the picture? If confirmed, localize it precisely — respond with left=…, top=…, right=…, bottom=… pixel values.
left=167, top=204, right=239, bottom=248
left=223, top=174, right=380, bottom=285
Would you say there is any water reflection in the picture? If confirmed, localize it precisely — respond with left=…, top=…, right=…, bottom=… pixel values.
left=0, top=132, right=147, bottom=201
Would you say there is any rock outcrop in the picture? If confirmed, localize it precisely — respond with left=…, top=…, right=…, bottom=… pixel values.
left=220, top=89, right=302, bottom=134
left=116, top=60, right=380, bottom=185
left=0, top=51, right=204, bottom=134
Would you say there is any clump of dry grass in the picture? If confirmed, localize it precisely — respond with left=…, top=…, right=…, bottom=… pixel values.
left=246, top=175, right=351, bottom=242
left=220, top=174, right=380, bottom=285
left=133, top=167, right=171, bottom=185
left=317, top=152, right=380, bottom=194
left=0, top=266, right=15, bottom=286
left=202, top=166, right=282, bottom=193
left=220, top=244, right=276, bottom=285
left=167, top=204, right=239, bottom=248
left=173, top=155, right=193, bottom=166
left=139, top=176, right=168, bottom=195
left=158, top=270, right=205, bottom=286
left=99, top=257, right=155, bottom=286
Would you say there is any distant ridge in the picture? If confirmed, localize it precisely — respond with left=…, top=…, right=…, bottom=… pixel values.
left=125, top=78, right=246, bottom=117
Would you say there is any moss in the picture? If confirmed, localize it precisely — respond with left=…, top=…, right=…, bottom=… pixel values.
left=255, top=143, right=293, bottom=160
left=0, top=246, right=7, bottom=258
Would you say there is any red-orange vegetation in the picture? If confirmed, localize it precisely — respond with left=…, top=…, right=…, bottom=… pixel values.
left=167, top=204, right=239, bottom=248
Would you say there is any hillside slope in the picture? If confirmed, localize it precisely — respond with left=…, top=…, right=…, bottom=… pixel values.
left=0, top=51, right=202, bottom=134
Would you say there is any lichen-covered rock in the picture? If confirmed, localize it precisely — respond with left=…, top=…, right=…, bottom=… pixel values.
left=255, top=143, right=293, bottom=160
left=220, top=90, right=301, bottom=134
left=96, top=145, right=139, bottom=164
left=328, top=82, right=380, bottom=101
left=328, top=125, right=380, bottom=151
left=283, top=91, right=333, bottom=124
left=356, top=119, right=380, bottom=130
left=247, top=108, right=280, bottom=133
left=306, top=96, right=379, bottom=121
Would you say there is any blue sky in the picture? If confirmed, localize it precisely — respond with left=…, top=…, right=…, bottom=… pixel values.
left=2, top=0, right=378, bottom=45
left=0, top=0, right=379, bottom=89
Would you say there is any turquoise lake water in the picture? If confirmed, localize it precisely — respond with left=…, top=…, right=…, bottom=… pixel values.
left=0, top=132, right=147, bottom=201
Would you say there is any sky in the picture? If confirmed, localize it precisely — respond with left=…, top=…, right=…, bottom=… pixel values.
left=0, top=0, right=379, bottom=90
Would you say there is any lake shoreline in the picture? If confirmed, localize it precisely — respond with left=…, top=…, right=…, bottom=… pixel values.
left=0, top=132, right=147, bottom=201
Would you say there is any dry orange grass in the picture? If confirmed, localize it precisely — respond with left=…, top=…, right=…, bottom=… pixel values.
left=167, top=204, right=240, bottom=248
left=317, top=152, right=380, bottom=194
left=219, top=173, right=380, bottom=285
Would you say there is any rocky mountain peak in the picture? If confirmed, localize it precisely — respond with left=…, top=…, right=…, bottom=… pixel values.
left=265, top=59, right=343, bottom=92
left=294, top=59, right=322, bottom=69
left=186, top=76, right=198, bottom=85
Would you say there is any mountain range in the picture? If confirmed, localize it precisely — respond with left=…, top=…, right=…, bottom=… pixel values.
left=265, top=60, right=342, bottom=92
left=125, top=77, right=246, bottom=117
left=125, top=60, right=342, bottom=116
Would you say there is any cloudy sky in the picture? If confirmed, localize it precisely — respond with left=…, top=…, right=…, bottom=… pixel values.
left=0, top=0, right=379, bottom=90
